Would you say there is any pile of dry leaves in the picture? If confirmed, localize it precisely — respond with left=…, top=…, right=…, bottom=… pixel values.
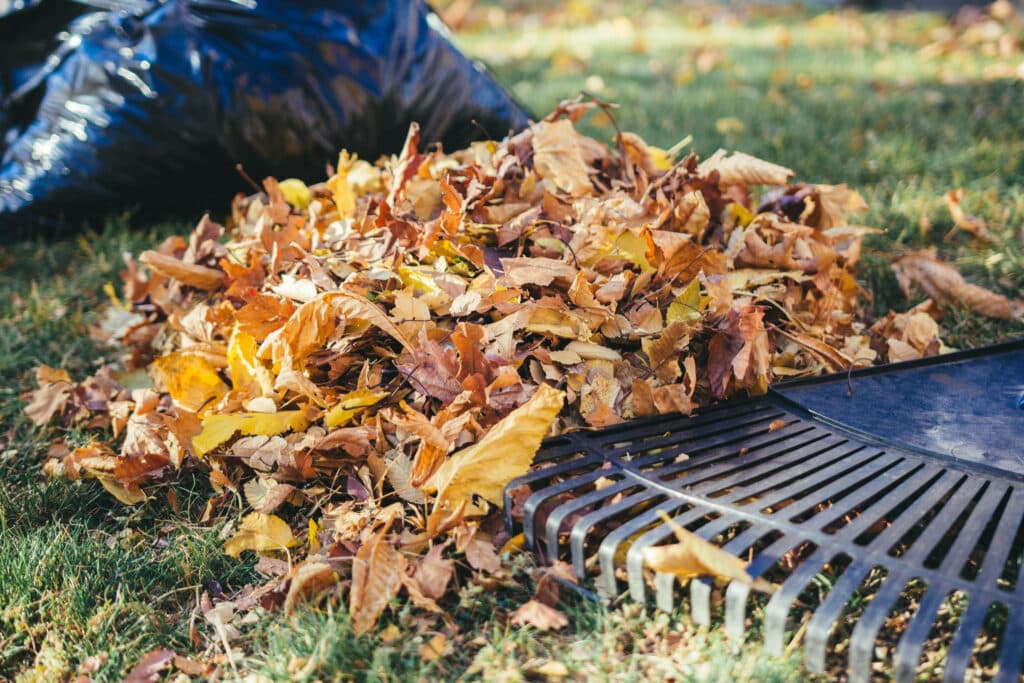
left=23, top=101, right=1023, bottom=638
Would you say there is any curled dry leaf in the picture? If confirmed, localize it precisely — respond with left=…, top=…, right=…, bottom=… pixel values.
left=698, top=149, right=794, bottom=187
left=139, top=250, right=224, bottom=291
left=893, top=249, right=1024, bottom=320
left=944, top=189, right=994, bottom=243
left=644, top=511, right=774, bottom=592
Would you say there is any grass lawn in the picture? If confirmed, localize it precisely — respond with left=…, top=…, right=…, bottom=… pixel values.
left=2, top=3, right=1023, bottom=680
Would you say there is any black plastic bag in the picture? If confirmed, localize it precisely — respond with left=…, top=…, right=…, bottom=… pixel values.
left=0, top=0, right=531, bottom=230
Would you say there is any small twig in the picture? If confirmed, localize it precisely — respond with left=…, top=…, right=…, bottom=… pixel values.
left=235, top=163, right=263, bottom=194
left=580, top=91, right=634, bottom=187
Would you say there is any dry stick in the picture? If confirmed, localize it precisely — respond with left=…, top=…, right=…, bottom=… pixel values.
left=579, top=90, right=635, bottom=187
left=235, top=163, right=263, bottom=194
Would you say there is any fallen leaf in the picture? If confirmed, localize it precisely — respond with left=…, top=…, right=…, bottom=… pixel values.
left=510, top=599, right=569, bottom=631
left=123, top=648, right=175, bottom=683
left=140, top=250, right=224, bottom=290
left=425, top=384, right=565, bottom=513
left=418, top=634, right=447, bottom=662
left=224, top=513, right=297, bottom=557
left=414, top=542, right=456, bottom=600
left=643, top=511, right=773, bottom=592
left=698, top=150, right=794, bottom=186
left=193, top=410, right=310, bottom=456
left=350, top=530, right=407, bottom=634
left=284, top=561, right=338, bottom=612
left=532, top=119, right=597, bottom=196
left=153, top=352, right=229, bottom=414
left=893, top=249, right=1024, bottom=320
left=944, top=189, right=994, bottom=242
left=24, top=365, right=73, bottom=426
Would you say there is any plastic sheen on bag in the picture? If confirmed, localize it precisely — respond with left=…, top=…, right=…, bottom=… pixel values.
left=0, top=0, right=531, bottom=230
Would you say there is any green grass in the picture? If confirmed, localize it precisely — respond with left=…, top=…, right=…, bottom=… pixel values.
left=2, top=3, right=1023, bottom=680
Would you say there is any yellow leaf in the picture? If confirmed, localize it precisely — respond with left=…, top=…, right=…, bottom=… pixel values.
left=666, top=278, right=703, bottom=324
left=227, top=326, right=274, bottom=394
left=425, top=383, right=565, bottom=512
left=727, top=202, right=756, bottom=228
left=308, top=518, right=321, bottom=552
left=152, top=352, right=228, bottom=414
left=648, top=146, right=673, bottom=172
left=96, top=473, right=147, bottom=505
left=278, top=178, right=312, bottom=209
left=193, top=410, right=309, bottom=457
left=224, top=512, right=297, bottom=557
left=323, top=389, right=389, bottom=429
left=643, top=510, right=773, bottom=592
left=609, top=229, right=654, bottom=273
left=328, top=152, right=357, bottom=218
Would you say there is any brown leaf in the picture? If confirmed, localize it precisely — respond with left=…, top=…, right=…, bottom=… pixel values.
left=123, top=649, right=175, bottom=683
left=500, top=257, right=577, bottom=288
left=284, top=561, right=339, bottom=613
left=698, top=150, right=794, bottom=187
left=24, top=365, right=73, bottom=426
left=414, top=543, right=455, bottom=600
left=350, top=531, right=407, bottom=635
left=510, top=599, right=569, bottom=631
left=532, top=119, right=598, bottom=196
left=140, top=250, right=224, bottom=290
left=944, top=189, right=994, bottom=243
left=893, top=249, right=1024, bottom=320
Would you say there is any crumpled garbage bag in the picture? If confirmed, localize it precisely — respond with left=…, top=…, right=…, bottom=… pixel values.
left=0, top=0, right=531, bottom=230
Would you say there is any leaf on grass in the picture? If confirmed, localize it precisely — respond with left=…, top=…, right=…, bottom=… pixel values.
left=284, top=561, right=338, bottom=613
left=893, top=249, right=1024, bottom=320
left=510, top=599, right=569, bottom=631
left=124, top=648, right=175, bottom=683
left=944, top=189, right=994, bottom=243
left=224, top=512, right=297, bottom=557
left=414, top=543, right=455, bottom=600
left=24, top=365, right=73, bottom=426
left=350, top=530, right=407, bottom=634
left=140, top=250, right=224, bottom=290
left=424, top=383, right=565, bottom=513
left=643, top=510, right=773, bottom=592
left=193, top=410, right=309, bottom=456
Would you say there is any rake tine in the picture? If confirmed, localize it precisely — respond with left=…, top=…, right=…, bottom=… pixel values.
left=940, top=599, right=989, bottom=683
left=993, top=606, right=1024, bottom=683
left=570, top=487, right=659, bottom=579
left=764, top=545, right=831, bottom=654
left=847, top=572, right=909, bottom=683
left=545, top=478, right=633, bottom=556
left=804, top=560, right=873, bottom=674
left=892, top=586, right=947, bottom=683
